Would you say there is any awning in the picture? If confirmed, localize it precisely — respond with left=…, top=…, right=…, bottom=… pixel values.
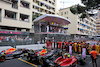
left=41, top=2, right=44, bottom=4
left=80, top=29, right=83, bottom=30
left=64, top=28, right=68, bottom=29
left=33, top=14, right=71, bottom=26
left=82, top=24, right=86, bottom=26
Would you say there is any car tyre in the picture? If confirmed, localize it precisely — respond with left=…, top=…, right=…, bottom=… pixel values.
left=0, top=54, right=6, bottom=62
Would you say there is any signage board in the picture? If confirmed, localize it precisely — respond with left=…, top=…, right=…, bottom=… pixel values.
left=0, top=30, right=29, bottom=35
left=82, top=48, right=86, bottom=58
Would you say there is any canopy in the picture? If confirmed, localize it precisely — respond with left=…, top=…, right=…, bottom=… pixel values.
left=33, top=14, right=71, bottom=26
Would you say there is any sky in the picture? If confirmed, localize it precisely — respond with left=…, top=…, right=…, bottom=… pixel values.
left=57, top=0, right=83, bottom=11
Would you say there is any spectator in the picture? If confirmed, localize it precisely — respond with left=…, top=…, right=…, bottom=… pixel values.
left=90, top=48, right=97, bottom=67
left=92, top=44, right=96, bottom=50
left=24, top=18, right=29, bottom=22
left=20, top=1, right=23, bottom=7
left=20, top=18, right=22, bottom=21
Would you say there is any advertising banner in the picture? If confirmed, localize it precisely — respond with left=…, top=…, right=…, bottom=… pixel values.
left=69, top=46, right=72, bottom=54
left=0, top=30, right=29, bottom=35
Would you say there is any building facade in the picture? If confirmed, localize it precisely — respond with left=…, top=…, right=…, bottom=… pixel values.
left=96, top=9, right=100, bottom=34
left=0, top=0, right=57, bottom=45
left=59, top=7, right=96, bottom=38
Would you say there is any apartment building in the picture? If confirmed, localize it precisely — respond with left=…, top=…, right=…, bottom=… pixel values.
left=96, top=9, right=100, bottom=34
left=59, top=7, right=96, bottom=38
left=0, top=0, right=57, bottom=45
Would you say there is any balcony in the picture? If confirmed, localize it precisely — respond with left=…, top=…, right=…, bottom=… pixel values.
left=12, top=0, right=18, bottom=9
left=5, top=10, right=17, bottom=20
left=20, top=14, right=29, bottom=22
left=2, top=0, right=12, bottom=4
left=20, top=1, right=30, bottom=9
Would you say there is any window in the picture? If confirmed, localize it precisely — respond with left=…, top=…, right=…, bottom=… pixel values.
left=49, top=1, right=51, bottom=3
left=12, top=0, right=18, bottom=9
left=45, top=0, right=48, bottom=1
left=61, top=12, right=63, bottom=15
left=20, top=14, right=29, bottom=22
left=20, top=1, right=29, bottom=8
left=78, top=28, right=79, bottom=30
left=52, top=2, right=55, bottom=5
left=5, top=10, right=17, bottom=19
left=40, top=2, right=44, bottom=6
left=32, top=25, right=34, bottom=29
left=65, top=12, right=66, bottom=14
left=52, top=8, right=55, bottom=12
left=33, top=5, right=35, bottom=9
left=26, top=29, right=30, bottom=32
left=78, top=22, right=79, bottom=24
left=36, top=6, right=39, bottom=11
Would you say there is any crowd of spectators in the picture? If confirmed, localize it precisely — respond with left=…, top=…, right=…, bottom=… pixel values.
left=0, top=35, right=32, bottom=43
left=20, top=1, right=29, bottom=8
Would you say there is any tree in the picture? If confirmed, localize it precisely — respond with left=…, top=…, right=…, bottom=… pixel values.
left=70, top=0, right=100, bottom=18
left=81, top=0, right=100, bottom=11
left=70, top=4, right=87, bottom=19
left=32, top=13, right=42, bottom=21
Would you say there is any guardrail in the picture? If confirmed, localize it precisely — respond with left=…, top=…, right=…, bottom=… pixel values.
left=0, top=41, right=34, bottom=46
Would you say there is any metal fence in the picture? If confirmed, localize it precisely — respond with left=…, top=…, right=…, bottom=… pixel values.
left=0, top=41, right=34, bottom=46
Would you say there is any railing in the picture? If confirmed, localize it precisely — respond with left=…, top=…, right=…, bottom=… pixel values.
left=0, top=41, right=34, bottom=46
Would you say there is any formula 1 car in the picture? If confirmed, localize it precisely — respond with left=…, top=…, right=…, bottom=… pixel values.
left=54, top=53, right=77, bottom=67
left=40, top=49, right=63, bottom=67
left=0, top=48, right=29, bottom=62
left=27, top=48, right=63, bottom=64
left=27, top=48, right=54, bottom=63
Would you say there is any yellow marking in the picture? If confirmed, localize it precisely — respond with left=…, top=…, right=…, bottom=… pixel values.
left=18, top=58, right=37, bottom=67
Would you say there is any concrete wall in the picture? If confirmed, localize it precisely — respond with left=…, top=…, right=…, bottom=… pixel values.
left=0, top=44, right=46, bottom=52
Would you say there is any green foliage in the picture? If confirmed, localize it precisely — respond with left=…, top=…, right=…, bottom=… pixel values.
left=80, top=13, right=87, bottom=19
left=70, top=5, right=87, bottom=18
left=77, top=5, right=86, bottom=14
left=70, top=0, right=100, bottom=18
left=81, top=0, right=100, bottom=10
left=70, top=7, right=78, bottom=14
left=32, top=13, right=42, bottom=21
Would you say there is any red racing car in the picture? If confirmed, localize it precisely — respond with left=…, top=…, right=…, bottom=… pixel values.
left=54, top=53, right=77, bottom=67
